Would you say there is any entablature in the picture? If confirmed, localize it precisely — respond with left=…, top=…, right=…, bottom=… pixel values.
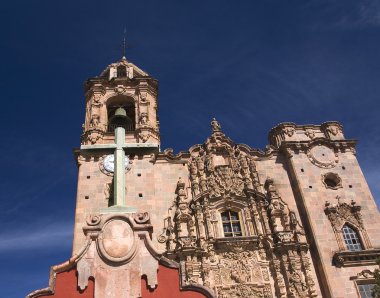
left=333, top=249, right=380, bottom=267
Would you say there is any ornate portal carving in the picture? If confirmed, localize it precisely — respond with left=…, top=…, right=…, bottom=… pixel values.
left=159, top=122, right=317, bottom=297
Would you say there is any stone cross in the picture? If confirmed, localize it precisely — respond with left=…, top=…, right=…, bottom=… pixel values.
left=81, top=109, right=158, bottom=212
left=113, top=125, right=127, bottom=207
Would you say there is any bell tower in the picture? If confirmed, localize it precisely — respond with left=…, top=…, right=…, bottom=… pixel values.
left=72, top=57, right=163, bottom=254
left=81, top=56, right=160, bottom=146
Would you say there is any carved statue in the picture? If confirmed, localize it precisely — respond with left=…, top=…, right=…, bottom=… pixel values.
left=211, top=118, right=221, bottom=133
left=90, top=114, right=100, bottom=127
left=139, top=112, right=148, bottom=125
left=158, top=128, right=316, bottom=298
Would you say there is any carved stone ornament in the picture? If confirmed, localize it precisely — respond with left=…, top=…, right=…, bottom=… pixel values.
left=324, top=199, right=379, bottom=267
left=211, top=118, right=221, bottom=133
left=139, top=131, right=150, bottom=143
left=327, top=125, right=341, bottom=136
left=324, top=199, right=365, bottom=234
left=89, top=114, right=100, bottom=128
left=158, top=125, right=317, bottom=298
left=284, top=126, right=295, bottom=137
left=140, top=92, right=147, bottom=102
left=80, top=127, right=106, bottom=145
left=307, top=144, right=338, bottom=169
left=114, top=85, right=127, bottom=94
left=27, top=213, right=163, bottom=298
left=304, top=129, right=315, bottom=139
left=321, top=122, right=344, bottom=140
left=321, top=172, right=342, bottom=190
left=185, top=128, right=260, bottom=201
left=78, top=214, right=160, bottom=298
left=139, top=112, right=149, bottom=125
left=354, top=269, right=375, bottom=280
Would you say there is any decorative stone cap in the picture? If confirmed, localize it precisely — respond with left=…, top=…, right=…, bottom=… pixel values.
left=268, top=121, right=345, bottom=148
left=333, top=249, right=380, bottom=267
left=98, top=57, right=150, bottom=80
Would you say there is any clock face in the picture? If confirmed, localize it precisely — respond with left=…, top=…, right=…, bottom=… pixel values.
left=103, top=154, right=130, bottom=173
left=307, top=145, right=338, bottom=168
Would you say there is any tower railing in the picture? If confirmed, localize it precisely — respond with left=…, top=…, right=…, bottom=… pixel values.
left=106, top=123, right=135, bottom=133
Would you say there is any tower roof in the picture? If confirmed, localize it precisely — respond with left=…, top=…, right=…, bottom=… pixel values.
left=99, top=56, right=150, bottom=79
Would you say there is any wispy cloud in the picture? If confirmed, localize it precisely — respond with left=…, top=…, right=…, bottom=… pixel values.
left=357, top=1, right=380, bottom=25
left=0, top=221, right=72, bottom=252
left=306, top=0, right=380, bottom=29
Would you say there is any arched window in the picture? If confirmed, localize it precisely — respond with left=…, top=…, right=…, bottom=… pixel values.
left=342, top=224, right=362, bottom=251
left=221, top=210, right=242, bottom=237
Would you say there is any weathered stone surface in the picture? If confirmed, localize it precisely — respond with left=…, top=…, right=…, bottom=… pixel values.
left=101, top=219, right=133, bottom=258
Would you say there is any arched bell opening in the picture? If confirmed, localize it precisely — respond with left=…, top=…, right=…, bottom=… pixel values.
left=116, top=65, right=128, bottom=78
left=106, top=95, right=135, bottom=133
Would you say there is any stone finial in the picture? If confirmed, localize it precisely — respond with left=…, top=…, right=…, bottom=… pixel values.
left=211, top=118, right=221, bottom=133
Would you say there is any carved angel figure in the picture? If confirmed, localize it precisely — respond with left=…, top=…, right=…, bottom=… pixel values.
left=90, top=114, right=100, bottom=127
left=211, top=118, right=221, bottom=132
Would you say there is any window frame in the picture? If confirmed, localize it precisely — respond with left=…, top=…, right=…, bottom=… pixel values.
left=355, top=281, right=376, bottom=298
left=342, top=224, right=363, bottom=252
left=220, top=210, right=244, bottom=238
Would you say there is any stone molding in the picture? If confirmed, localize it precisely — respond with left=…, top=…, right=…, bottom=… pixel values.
left=350, top=269, right=376, bottom=282
left=333, top=249, right=380, bottom=267
left=269, top=121, right=346, bottom=148
left=324, top=199, right=379, bottom=267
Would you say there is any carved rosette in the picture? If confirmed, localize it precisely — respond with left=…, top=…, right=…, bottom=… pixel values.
left=307, top=144, right=338, bottom=169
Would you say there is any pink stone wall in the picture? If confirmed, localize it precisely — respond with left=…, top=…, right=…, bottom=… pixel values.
left=286, top=148, right=380, bottom=297
left=73, top=154, right=188, bottom=254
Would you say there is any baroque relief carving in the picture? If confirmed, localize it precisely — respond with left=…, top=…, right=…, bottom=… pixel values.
left=304, top=129, right=315, bottom=139
left=186, top=121, right=260, bottom=201
left=324, top=199, right=366, bottom=236
left=159, top=120, right=318, bottom=297
left=139, top=112, right=149, bottom=125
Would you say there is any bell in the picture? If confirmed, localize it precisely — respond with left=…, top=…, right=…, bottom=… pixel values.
left=114, top=107, right=127, bottom=119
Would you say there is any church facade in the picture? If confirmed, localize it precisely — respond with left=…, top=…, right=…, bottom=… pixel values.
left=27, top=57, right=380, bottom=298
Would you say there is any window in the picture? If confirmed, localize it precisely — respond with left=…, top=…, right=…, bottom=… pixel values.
left=221, top=210, right=242, bottom=237
left=322, top=172, right=342, bottom=189
left=342, top=224, right=362, bottom=251
left=358, top=284, right=375, bottom=298
left=117, top=65, right=127, bottom=78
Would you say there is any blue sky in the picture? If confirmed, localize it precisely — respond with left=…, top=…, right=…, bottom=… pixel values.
left=0, top=1, right=379, bottom=297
